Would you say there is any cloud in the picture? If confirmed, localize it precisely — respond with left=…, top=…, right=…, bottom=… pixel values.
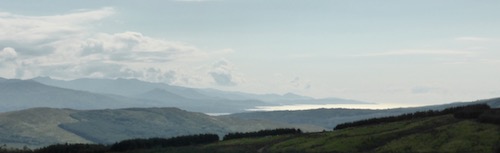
left=0, top=8, right=231, bottom=86
left=209, top=59, right=242, bottom=86
left=0, top=47, right=17, bottom=60
left=353, top=49, right=476, bottom=57
left=0, top=7, right=115, bottom=45
left=290, top=77, right=311, bottom=90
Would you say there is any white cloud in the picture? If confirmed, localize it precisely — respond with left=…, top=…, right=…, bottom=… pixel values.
left=0, top=7, right=114, bottom=44
left=289, top=77, right=311, bottom=90
left=0, top=47, right=17, bottom=60
left=0, top=8, right=232, bottom=86
left=0, top=47, right=19, bottom=77
left=209, top=59, right=243, bottom=86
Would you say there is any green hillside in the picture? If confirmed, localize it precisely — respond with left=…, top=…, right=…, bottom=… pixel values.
left=0, top=107, right=323, bottom=148
left=126, top=114, right=499, bottom=153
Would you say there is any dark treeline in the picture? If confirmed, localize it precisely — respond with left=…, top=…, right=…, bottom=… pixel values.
left=109, top=134, right=219, bottom=152
left=35, top=144, right=108, bottom=153
left=476, top=108, right=500, bottom=124
left=334, top=104, right=496, bottom=130
left=0, top=144, right=108, bottom=153
left=0, top=145, right=32, bottom=153
left=0, top=128, right=304, bottom=153
left=0, top=134, right=218, bottom=153
left=223, top=128, right=302, bottom=141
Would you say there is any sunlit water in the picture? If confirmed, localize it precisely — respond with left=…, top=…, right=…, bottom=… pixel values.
left=205, top=103, right=422, bottom=116
left=205, top=113, right=231, bottom=116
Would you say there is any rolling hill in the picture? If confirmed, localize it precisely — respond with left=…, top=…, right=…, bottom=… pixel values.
left=115, top=107, right=500, bottom=153
left=0, top=107, right=324, bottom=148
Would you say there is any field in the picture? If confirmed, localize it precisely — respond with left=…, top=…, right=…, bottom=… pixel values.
left=122, top=115, right=500, bottom=153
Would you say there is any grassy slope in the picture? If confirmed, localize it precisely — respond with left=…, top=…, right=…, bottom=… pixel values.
left=0, top=107, right=323, bottom=148
left=268, top=115, right=499, bottom=153
left=0, top=108, right=92, bottom=148
left=133, top=115, right=500, bottom=153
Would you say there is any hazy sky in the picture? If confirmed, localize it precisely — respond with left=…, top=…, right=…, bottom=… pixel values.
left=1, top=0, right=499, bottom=105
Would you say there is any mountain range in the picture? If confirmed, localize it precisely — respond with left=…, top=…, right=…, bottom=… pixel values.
left=0, top=77, right=370, bottom=113
left=2, top=76, right=500, bottom=149
left=0, top=79, right=158, bottom=112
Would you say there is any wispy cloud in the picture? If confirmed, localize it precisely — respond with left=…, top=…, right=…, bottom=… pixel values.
left=209, top=59, right=244, bottom=86
left=0, top=7, right=233, bottom=87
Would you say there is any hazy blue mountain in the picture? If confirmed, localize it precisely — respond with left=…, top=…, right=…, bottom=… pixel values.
left=1, top=78, right=269, bottom=113
left=228, top=98, right=500, bottom=129
left=0, top=78, right=163, bottom=112
left=134, top=88, right=271, bottom=113
left=0, top=107, right=324, bottom=148
left=33, top=77, right=371, bottom=106
left=186, top=88, right=373, bottom=105
left=33, top=77, right=306, bottom=102
left=197, top=89, right=314, bottom=102
left=33, top=77, right=214, bottom=100
left=135, top=88, right=188, bottom=103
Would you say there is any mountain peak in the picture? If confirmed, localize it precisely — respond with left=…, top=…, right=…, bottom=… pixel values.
left=283, top=92, right=311, bottom=99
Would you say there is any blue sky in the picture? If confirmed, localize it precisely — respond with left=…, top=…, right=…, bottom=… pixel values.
left=1, top=0, right=499, bottom=105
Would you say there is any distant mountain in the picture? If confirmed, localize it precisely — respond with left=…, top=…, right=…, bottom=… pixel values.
left=32, top=77, right=215, bottom=100
left=0, top=107, right=324, bottom=148
left=197, top=89, right=314, bottom=102
left=33, top=77, right=373, bottom=107
left=0, top=78, right=269, bottom=113
left=134, top=88, right=271, bottom=113
left=228, top=98, right=500, bottom=129
left=0, top=78, right=162, bottom=112
left=135, top=88, right=188, bottom=103
left=33, top=77, right=310, bottom=102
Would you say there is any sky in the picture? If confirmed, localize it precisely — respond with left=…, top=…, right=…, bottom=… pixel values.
left=0, top=0, right=499, bottom=106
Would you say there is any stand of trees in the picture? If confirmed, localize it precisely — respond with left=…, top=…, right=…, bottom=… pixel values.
left=334, top=104, right=497, bottom=130
left=477, top=108, right=500, bottom=125
left=35, top=144, right=108, bottom=153
left=0, top=128, right=304, bottom=153
left=223, top=128, right=302, bottom=141
left=0, top=145, right=32, bottom=153
left=0, top=144, right=108, bottom=153
left=109, top=134, right=219, bottom=152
